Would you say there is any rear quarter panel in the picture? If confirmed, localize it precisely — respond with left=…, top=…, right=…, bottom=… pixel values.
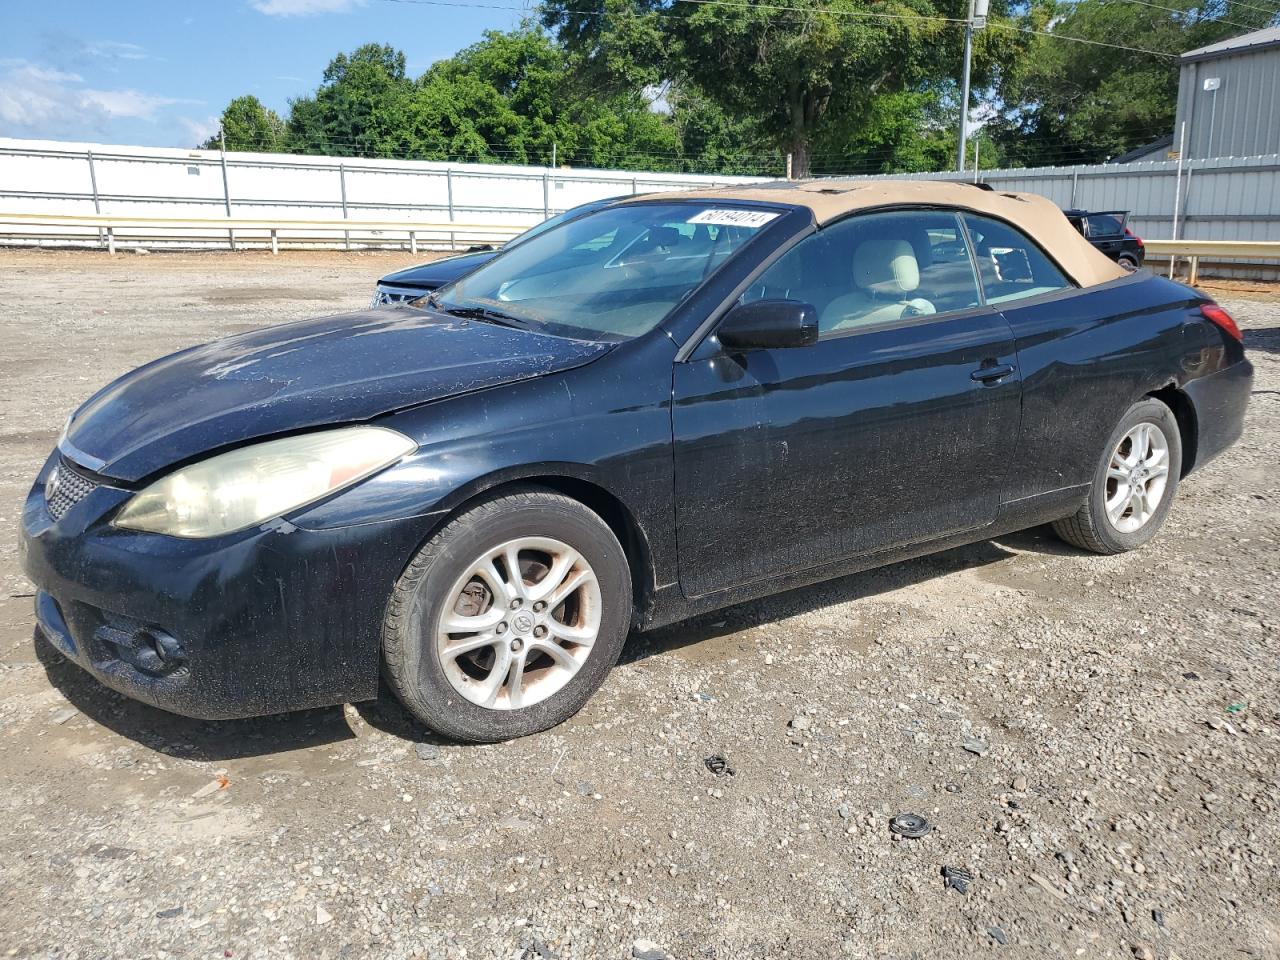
left=999, top=274, right=1205, bottom=502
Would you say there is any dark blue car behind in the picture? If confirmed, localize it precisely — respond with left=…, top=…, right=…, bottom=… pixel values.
left=369, top=195, right=625, bottom=306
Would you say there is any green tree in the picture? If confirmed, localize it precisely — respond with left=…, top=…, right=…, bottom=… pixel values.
left=402, top=28, right=682, bottom=168
left=991, top=0, right=1278, bottom=165
left=285, top=42, right=415, bottom=156
left=665, top=83, right=779, bottom=175
left=201, top=95, right=287, bottom=151
left=542, top=0, right=1030, bottom=178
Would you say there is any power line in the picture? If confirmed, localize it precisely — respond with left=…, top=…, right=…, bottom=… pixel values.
left=372, top=0, right=1180, bottom=56
left=674, top=0, right=966, bottom=24
left=1214, top=0, right=1280, bottom=16
left=1109, top=0, right=1258, bottom=31
left=986, top=20, right=1180, bottom=56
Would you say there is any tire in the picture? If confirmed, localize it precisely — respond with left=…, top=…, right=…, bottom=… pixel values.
left=1052, top=398, right=1182, bottom=555
left=1117, top=254, right=1140, bottom=273
left=383, top=486, right=632, bottom=742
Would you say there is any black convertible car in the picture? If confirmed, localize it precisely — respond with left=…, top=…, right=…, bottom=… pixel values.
left=21, top=180, right=1251, bottom=742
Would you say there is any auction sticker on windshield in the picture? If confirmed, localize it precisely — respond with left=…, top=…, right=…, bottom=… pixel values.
left=687, top=209, right=780, bottom=228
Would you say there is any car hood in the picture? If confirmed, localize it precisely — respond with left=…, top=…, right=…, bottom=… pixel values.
left=379, top=250, right=498, bottom=289
left=64, top=307, right=612, bottom=482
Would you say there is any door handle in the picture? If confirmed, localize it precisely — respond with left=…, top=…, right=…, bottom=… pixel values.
left=970, top=363, right=1015, bottom=383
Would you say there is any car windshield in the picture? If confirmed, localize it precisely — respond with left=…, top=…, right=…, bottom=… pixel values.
left=505, top=199, right=613, bottom=250
left=433, top=202, right=783, bottom=341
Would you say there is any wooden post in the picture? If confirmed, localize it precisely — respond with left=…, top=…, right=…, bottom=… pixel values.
left=270, top=229, right=278, bottom=255
left=106, top=226, right=115, bottom=255
left=409, top=230, right=417, bottom=255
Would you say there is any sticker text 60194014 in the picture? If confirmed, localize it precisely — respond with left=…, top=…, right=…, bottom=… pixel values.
left=686, top=209, right=781, bottom=229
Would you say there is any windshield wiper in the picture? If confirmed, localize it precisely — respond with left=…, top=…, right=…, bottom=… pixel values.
left=440, top=304, right=529, bottom=329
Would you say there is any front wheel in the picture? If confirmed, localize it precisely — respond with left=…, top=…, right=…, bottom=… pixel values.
left=1052, top=398, right=1182, bottom=554
left=383, top=487, right=632, bottom=742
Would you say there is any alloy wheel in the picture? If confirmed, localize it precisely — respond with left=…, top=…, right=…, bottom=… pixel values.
left=436, top=536, right=602, bottom=710
left=1104, top=422, right=1170, bottom=533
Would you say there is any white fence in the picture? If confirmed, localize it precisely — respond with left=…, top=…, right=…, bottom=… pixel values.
left=3, top=137, right=1278, bottom=277
left=0, top=137, right=766, bottom=251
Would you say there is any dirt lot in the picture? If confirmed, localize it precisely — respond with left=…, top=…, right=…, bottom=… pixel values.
left=0, top=249, right=1277, bottom=960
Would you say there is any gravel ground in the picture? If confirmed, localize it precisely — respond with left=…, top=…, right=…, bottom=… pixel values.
left=0, top=249, right=1277, bottom=960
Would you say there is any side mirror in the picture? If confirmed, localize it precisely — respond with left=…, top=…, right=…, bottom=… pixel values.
left=718, top=299, right=819, bottom=350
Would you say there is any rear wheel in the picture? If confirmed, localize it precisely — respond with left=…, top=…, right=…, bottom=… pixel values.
left=1118, top=253, right=1140, bottom=272
left=383, top=487, right=631, bottom=742
left=1052, top=398, right=1182, bottom=554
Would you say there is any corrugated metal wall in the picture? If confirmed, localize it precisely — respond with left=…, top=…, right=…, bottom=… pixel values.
left=1175, top=47, right=1280, bottom=161
left=847, top=153, right=1280, bottom=277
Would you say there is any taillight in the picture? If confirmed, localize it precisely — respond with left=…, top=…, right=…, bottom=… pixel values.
left=1200, top=304, right=1243, bottom=342
left=1125, top=227, right=1144, bottom=248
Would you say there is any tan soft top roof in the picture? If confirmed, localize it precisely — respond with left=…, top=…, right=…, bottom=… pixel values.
left=627, top=178, right=1126, bottom=288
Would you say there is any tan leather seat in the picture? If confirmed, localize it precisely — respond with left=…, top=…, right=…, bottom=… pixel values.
left=824, top=238, right=936, bottom=332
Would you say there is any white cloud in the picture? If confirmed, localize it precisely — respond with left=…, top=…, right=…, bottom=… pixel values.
left=81, top=88, right=189, bottom=119
left=86, top=40, right=149, bottom=61
left=0, top=59, right=197, bottom=138
left=179, top=115, right=220, bottom=145
left=249, top=0, right=364, bottom=16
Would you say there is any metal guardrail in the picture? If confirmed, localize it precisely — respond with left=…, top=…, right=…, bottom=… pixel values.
left=0, top=211, right=525, bottom=254
left=5, top=214, right=1280, bottom=280
left=1141, top=239, right=1280, bottom=284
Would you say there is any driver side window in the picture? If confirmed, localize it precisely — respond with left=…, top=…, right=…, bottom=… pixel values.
left=739, top=210, right=983, bottom=338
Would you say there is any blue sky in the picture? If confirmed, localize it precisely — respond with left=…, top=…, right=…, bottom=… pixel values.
left=0, top=0, right=526, bottom=147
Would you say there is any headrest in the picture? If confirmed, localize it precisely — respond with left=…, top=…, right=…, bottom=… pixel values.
left=648, top=226, right=681, bottom=249
left=853, top=239, right=919, bottom=295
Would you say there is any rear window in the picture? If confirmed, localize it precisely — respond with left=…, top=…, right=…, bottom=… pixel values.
left=1084, top=213, right=1125, bottom=237
left=962, top=214, right=1072, bottom=305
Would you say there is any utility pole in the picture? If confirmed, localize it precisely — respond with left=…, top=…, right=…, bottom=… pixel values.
left=956, top=0, right=989, bottom=172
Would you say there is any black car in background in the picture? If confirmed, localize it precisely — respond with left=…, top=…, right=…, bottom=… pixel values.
left=370, top=195, right=626, bottom=306
left=1063, top=208, right=1145, bottom=271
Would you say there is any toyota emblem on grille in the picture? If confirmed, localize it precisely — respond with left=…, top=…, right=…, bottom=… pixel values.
left=45, top=465, right=62, bottom=504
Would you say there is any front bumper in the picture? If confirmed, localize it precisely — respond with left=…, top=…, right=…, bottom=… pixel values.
left=20, top=453, right=431, bottom=720
left=1184, top=358, right=1253, bottom=472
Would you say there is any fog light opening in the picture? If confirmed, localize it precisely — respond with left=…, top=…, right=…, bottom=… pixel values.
left=133, top=628, right=186, bottom=674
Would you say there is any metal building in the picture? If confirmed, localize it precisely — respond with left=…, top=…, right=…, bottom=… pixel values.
left=1173, top=26, right=1280, bottom=160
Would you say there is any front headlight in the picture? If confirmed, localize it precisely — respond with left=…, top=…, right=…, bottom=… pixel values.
left=114, top=426, right=416, bottom=538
